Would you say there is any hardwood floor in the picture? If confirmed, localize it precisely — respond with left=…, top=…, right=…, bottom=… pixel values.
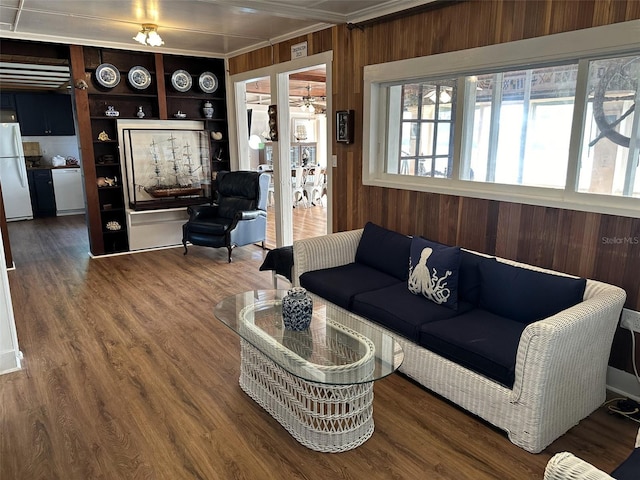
left=1, top=215, right=636, bottom=479
left=265, top=203, right=327, bottom=250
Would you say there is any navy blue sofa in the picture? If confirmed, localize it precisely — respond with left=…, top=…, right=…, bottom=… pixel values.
left=292, top=222, right=626, bottom=453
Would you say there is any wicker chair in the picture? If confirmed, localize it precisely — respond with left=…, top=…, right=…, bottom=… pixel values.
left=544, top=427, right=640, bottom=479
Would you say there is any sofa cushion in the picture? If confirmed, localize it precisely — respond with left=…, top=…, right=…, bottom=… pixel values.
left=419, top=309, right=527, bottom=388
left=352, top=282, right=475, bottom=342
left=458, top=249, right=487, bottom=305
left=612, top=447, right=640, bottom=480
left=355, top=222, right=412, bottom=281
left=299, top=263, right=401, bottom=310
left=186, top=219, right=230, bottom=235
left=408, top=237, right=460, bottom=309
left=479, top=259, right=587, bottom=324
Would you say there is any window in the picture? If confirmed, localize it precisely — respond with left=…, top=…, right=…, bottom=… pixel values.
left=462, top=66, right=578, bottom=188
left=363, top=20, right=640, bottom=217
left=387, top=81, right=456, bottom=178
left=578, top=55, right=640, bottom=197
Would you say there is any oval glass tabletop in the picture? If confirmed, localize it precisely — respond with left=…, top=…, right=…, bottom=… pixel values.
left=214, top=290, right=404, bottom=385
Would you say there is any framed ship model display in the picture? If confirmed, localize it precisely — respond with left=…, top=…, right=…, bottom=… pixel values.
left=122, top=128, right=212, bottom=210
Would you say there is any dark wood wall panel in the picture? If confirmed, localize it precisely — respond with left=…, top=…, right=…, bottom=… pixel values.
left=230, top=1, right=640, bottom=371
left=69, top=45, right=104, bottom=254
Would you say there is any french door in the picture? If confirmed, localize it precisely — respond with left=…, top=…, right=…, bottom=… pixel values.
left=229, top=51, right=333, bottom=248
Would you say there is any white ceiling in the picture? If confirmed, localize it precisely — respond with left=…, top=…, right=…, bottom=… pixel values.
left=0, top=0, right=436, bottom=58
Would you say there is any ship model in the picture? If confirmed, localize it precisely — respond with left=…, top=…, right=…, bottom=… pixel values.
left=143, top=134, right=203, bottom=198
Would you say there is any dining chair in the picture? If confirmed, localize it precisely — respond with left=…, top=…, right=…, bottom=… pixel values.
left=292, top=166, right=308, bottom=208
left=304, top=167, right=326, bottom=206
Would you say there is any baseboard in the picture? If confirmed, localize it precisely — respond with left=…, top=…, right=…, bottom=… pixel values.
left=0, top=349, right=22, bottom=375
left=607, top=366, right=640, bottom=402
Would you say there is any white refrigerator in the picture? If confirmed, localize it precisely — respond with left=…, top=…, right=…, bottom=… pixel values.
left=0, top=123, right=33, bottom=221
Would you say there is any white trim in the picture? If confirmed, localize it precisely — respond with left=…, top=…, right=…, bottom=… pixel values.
left=0, top=229, right=21, bottom=375
left=607, top=366, right=640, bottom=403
left=363, top=20, right=640, bottom=219
left=229, top=51, right=334, bottom=247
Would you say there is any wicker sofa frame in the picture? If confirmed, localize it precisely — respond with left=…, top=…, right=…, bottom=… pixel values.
left=292, top=228, right=626, bottom=453
left=544, top=428, right=640, bottom=479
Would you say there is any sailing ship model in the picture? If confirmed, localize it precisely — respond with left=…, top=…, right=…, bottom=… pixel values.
left=143, top=134, right=203, bottom=198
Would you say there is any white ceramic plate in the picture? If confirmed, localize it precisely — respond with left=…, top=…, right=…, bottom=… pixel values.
left=128, top=66, right=151, bottom=90
left=171, top=70, right=192, bottom=92
left=198, top=71, right=218, bottom=93
left=95, top=63, right=120, bottom=88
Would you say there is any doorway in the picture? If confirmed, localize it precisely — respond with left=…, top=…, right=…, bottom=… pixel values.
left=230, top=52, right=332, bottom=249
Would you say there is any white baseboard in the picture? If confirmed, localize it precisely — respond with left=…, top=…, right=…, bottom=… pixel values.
left=607, top=366, right=640, bottom=402
left=0, top=349, right=21, bottom=375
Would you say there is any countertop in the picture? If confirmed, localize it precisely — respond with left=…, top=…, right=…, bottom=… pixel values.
left=26, top=165, right=81, bottom=170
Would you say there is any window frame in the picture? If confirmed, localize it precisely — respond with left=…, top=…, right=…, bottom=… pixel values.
left=362, top=20, right=640, bottom=218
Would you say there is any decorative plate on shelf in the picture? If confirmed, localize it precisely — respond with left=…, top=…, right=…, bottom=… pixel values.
left=171, top=69, right=192, bottom=92
left=127, top=66, right=151, bottom=90
left=95, top=63, right=121, bottom=88
left=198, top=71, right=218, bottom=93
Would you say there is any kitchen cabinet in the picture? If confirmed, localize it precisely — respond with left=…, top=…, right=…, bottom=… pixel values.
left=52, top=168, right=85, bottom=214
left=27, top=169, right=57, bottom=217
left=1, top=93, right=15, bottom=109
left=15, top=93, right=75, bottom=136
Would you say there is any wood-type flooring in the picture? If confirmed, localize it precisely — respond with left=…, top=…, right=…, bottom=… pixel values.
left=0, top=215, right=636, bottom=479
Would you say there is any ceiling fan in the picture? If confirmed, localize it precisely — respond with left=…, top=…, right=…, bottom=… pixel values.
left=290, top=85, right=326, bottom=114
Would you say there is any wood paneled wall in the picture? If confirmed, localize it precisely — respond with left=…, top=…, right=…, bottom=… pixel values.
left=229, top=1, right=640, bottom=371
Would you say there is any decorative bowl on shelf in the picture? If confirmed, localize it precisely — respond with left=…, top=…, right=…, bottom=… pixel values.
left=211, top=131, right=223, bottom=141
left=199, top=72, right=218, bottom=93
left=171, top=70, right=192, bottom=92
left=174, top=111, right=187, bottom=119
left=95, top=63, right=120, bottom=88
left=105, top=105, right=119, bottom=117
left=127, top=66, right=151, bottom=90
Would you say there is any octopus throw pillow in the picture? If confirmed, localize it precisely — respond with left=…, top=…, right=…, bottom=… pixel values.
left=408, top=237, right=461, bottom=309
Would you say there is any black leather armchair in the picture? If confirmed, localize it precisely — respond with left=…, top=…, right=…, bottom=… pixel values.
left=182, top=170, right=270, bottom=262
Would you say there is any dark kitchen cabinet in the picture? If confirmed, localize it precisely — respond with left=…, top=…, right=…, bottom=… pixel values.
left=15, top=93, right=75, bottom=136
left=27, top=169, right=57, bottom=217
left=1, top=92, right=15, bottom=109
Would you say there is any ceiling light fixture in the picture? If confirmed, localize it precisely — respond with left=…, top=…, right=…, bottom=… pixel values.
left=299, top=85, right=316, bottom=114
left=300, top=101, right=315, bottom=114
left=133, top=23, right=164, bottom=47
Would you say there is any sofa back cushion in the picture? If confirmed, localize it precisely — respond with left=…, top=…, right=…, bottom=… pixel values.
left=479, top=258, right=587, bottom=324
left=355, top=222, right=411, bottom=281
left=408, top=237, right=460, bottom=309
left=458, top=249, right=485, bottom=305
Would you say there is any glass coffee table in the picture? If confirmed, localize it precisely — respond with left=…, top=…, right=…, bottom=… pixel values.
left=214, top=290, right=404, bottom=452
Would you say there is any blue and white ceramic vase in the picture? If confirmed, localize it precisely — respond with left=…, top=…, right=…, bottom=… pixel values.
left=282, top=287, right=313, bottom=331
left=202, top=101, right=214, bottom=119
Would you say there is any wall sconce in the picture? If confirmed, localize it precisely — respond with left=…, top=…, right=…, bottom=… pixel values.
left=133, top=23, right=164, bottom=47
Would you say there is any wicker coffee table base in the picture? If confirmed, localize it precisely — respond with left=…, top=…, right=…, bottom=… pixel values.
left=239, top=340, right=374, bottom=452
